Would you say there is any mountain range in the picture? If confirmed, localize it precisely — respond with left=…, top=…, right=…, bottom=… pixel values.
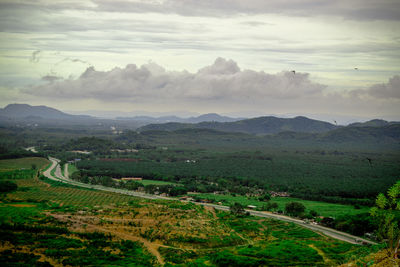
left=0, top=104, right=399, bottom=139
left=138, top=116, right=338, bottom=135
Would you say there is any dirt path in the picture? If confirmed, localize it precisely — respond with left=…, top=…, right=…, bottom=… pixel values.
left=64, top=164, right=69, bottom=179
left=309, top=244, right=334, bottom=266
left=204, top=206, right=217, bottom=219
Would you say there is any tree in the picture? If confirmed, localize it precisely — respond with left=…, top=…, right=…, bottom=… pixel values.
left=230, top=202, right=245, bottom=216
left=370, top=181, right=400, bottom=259
left=285, top=202, right=306, bottom=217
left=259, top=192, right=271, bottom=202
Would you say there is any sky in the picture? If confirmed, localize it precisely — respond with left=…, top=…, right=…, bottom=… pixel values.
left=0, top=0, right=399, bottom=123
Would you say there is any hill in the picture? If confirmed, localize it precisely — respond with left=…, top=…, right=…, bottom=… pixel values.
left=348, top=119, right=398, bottom=128
left=117, top=112, right=241, bottom=123
left=0, top=103, right=91, bottom=120
left=138, top=115, right=338, bottom=135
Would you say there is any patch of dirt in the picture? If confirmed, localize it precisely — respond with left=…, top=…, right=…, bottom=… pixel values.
left=0, top=241, right=62, bottom=267
left=50, top=213, right=165, bottom=265
left=339, top=249, right=400, bottom=267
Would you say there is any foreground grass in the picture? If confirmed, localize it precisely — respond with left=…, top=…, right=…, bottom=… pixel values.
left=0, top=157, right=382, bottom=266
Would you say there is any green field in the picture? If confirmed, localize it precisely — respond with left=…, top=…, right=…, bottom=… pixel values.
left=68, top=163, right=78, bottom=176
left=0, top=157, right=49, bottom=171
left=189, top=193, right=370, bottom=218
left=139, top=179, right=182, bottom=186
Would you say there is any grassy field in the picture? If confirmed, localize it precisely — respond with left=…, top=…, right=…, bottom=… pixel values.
left=0, top=157, right=384, bottom=266
left=68, top=163, right=78, bottom=175
left=189, top=193, right=370, bottom=218
left=0, top=157, right=49, bottom=171
left=139, top=179, right=182, bottom=186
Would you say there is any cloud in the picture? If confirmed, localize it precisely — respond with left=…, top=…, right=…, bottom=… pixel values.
left=41, top=75, right=63, bottom=83
left=91, top=0, right=400, bottom=21
left=1, top=0, right=399, bottom=21
left=364, top=75, right=400, bottom=99
left=25, top=58, right=326, bottom=102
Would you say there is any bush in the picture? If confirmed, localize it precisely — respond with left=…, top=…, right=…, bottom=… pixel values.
left=230, top=202, right=246, bottom=216
left=285, top=202, right=305, bottom=217
left=0, top=181, right=17, bottom=193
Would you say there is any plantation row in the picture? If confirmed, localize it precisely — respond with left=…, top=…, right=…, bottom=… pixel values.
left=76, top=151, right=400, bottom=204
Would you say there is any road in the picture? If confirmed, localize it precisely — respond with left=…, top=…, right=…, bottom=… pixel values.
left=43, top=157, right=377, bottom=246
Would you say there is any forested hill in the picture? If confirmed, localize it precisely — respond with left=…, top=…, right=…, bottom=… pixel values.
left=0, top=103, right=91, bottom=120
left=138, top=116, right=338, bottom=135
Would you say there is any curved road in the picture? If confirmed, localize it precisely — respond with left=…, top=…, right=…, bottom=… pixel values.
left=43, top=157, right=377, bottom=246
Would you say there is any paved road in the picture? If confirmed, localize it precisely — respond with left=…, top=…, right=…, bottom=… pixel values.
left=43, top=157, right=377, bottom=246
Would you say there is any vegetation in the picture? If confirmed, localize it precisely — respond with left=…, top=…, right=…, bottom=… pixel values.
left=370, top=180, right=400, bottom=259
left=285, top=201, right=306, bottom=217
left=230, top=202, right=246, bottom=216
left=0, top=157, right=384, bottom=266
left=0, top=115, right=399, bottom=265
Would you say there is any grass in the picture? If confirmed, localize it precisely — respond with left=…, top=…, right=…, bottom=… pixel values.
left=0, top=157, right=49, bottom=171
left=189, top=193, right=370, bottom=217
left=68, top=163, right=78, bottom=176
left=139, top=179, right=182, bottom=186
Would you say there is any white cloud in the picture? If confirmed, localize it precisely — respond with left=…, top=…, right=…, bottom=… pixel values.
left=26, top=58, right=326, bottom=102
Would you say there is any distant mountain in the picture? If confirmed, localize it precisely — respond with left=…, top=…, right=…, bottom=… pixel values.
left=186, top=113, right=241, bottom=123
left=0, top=104, right=91, bottom=120
left=348, top=119, right=398, bottom=128
left=138, top=116, right=338, bottom=135
left=318, top=123, right=400, bottom=143
left=117, top=113, right=241, bottom=124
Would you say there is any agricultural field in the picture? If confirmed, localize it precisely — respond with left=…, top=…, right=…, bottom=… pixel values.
left=188, top=193, right=370, bottom=218
left=75, top=148, right=400, bottom=206
left=139, top=179, right=182, bottom=186
left=0, top=157, right=49, bottom=171
left=0, top=157, right=385, bottom=266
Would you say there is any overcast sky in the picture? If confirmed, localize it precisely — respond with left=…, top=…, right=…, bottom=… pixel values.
left=0, top=0, right=399, bottom=122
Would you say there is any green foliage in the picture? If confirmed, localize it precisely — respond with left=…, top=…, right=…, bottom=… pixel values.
left=230, top=202, right=246, bottom=216
left=370, top=180, right=400, bottom=258
left=0, top=180, right=17, bottom=193
left=258, top=192, right=271, bottom=201
left=211, top=250, right=262, bottom=267
left=285, top=201, right=306, bottom=216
